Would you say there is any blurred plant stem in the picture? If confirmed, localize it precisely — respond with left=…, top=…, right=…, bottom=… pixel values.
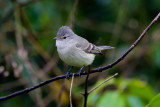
left=20, top=9, right=51, bottom=61
left=14, top=1, right=45, bottom=107
left=69, top=0, right=79, bottom=29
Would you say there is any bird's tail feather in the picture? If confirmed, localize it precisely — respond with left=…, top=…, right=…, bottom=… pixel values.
left=98, top=46, right=114, bottom=51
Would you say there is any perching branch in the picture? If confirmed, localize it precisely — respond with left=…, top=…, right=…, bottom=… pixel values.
left=0, top=12, right=160, bottom=102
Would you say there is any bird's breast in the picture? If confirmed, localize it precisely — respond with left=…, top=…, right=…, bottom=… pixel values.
left=56, top=40, right=95, bottom=67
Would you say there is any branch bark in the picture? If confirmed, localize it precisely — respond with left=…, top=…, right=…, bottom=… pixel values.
left=0, top=12, right=159, bottom=102
left=88, top=73, right=118, bottom=94
left=83, top=65, right=90, bottom=107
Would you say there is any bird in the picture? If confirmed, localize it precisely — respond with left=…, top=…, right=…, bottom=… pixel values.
left=54, top=26, right=114, bottom=79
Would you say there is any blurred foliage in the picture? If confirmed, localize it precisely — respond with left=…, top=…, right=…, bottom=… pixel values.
left=0, top=0, right=160, bottom=107
left=86, top=78, right=155, bottom=107
left=146, top=93, right=160, bottom=107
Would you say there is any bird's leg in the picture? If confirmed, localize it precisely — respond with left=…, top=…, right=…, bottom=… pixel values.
left=78, top=65, right=85, bottom=77
left=66, top=66, right=73, bottom=80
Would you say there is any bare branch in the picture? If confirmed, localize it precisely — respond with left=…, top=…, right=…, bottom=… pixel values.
left=69, top=0, right=79, bottom=29
left=88, top=73, right=118, bottom=94
left=70, top=74, right=75, bottom=107
left=0, top=12, right=159, bottom=102
left=83, top=65, right=90, bottom=107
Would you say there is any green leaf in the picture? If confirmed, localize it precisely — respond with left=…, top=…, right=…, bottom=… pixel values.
left=128, top=79, right=155, bottom=101
left=96, top=91, right=125, bottom=107
left=127, top=95, right=144, bottom=107
left=87, top=78, right=116, bottom=106
left=145, top=93, right=160, bottom=107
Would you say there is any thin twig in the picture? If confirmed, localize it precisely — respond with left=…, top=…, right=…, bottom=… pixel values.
left=15, top=2, right=24, bottom=50
left=0, top=12, right=159, bottom=102
left=69, top=0, right=79, bottom=29
left=70, top=74, right=74, bottom=107
left=88, top=73, right=118, bottom=94
left=83, top=65, right=90, bottom=107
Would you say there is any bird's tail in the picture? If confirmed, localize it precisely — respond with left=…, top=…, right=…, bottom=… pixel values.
left=98, top=46, right=114, bottom=51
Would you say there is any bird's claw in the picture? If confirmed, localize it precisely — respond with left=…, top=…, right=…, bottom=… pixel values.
left=78, top=71, right=82, bottom=77
left=77, top=65, right=85, bottom=77
left=65, top=72, right=70, bottom=80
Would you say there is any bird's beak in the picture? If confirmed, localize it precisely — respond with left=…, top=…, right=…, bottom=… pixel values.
left=54, top=37, right=61, bottom=40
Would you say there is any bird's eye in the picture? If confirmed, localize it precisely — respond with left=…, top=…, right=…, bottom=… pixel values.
left=63, top=36, right=67, bottom=39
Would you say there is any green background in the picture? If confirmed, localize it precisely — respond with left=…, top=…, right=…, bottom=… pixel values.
left=0, top=0, right=160, bottom=107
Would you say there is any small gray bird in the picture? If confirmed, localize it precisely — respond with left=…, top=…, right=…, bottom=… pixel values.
left=54, top=26, right=114, bottom=79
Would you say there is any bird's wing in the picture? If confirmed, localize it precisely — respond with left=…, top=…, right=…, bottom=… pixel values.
left=84, top=43, right=102, bottom=54
left=75, top=36, right=102, bottom=54
left=75, top=35, right=114, bottom=54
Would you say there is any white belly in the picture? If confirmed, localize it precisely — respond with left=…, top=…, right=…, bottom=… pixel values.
left=56, top=40, right=95, bottom=67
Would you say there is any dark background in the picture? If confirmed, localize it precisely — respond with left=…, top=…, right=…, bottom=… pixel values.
left=0, top=0, right=160, bottom=107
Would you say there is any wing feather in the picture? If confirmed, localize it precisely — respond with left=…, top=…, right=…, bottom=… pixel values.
left=75, top=35, right=114, bottom=54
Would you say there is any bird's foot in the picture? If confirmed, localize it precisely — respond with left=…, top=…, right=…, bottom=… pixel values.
left=65, top=72, right=70, bottom=80
left=77, top=65, right=85, bottom=77
left=78, top=70, right=82, bottom=77
left=65, top=66, right=73, bottom=80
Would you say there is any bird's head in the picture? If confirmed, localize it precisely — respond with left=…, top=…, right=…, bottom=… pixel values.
left=54, top=26, right=74, bottom=40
